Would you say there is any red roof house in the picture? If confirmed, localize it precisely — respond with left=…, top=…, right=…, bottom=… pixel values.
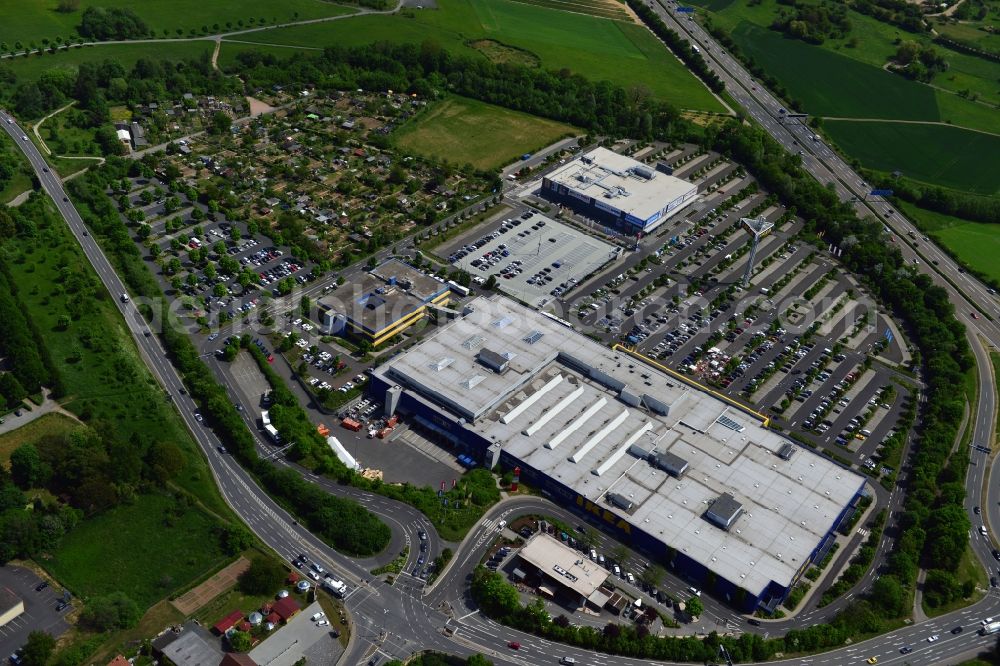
left=237, top=621, right=252, bottom=633
left=212, top=610, right=245, bottom=635
left=107, top=655, right=130, bottom=666
left=271, top=596, right=300, bottom=623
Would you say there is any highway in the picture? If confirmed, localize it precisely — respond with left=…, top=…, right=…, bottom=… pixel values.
left=4, top=20, right=1000, bottom=658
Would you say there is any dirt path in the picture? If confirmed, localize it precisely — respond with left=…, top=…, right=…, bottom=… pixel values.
left=32, top=102, right=75, bottom=156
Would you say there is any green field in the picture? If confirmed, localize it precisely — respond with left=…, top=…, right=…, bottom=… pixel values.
left=0, top=131, right=35, bottom=203
left=5, top=196, right=230, bottom=517
left=3, top=41, right=213, bottom=84
left=0, top=0, right=356, bottom=48
left=393, top=96, right=579, bottom=169
left=44, top=493, right=229, bottom=607
left=824, top=119, right=1000, bottom=195
left=730, top=21, right=940, bottom=121
left=221, top=0, right=726, bottom=111
left=896, top=200, right=1000, bottom=282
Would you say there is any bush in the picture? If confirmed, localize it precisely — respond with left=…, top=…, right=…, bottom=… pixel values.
left=238, top=557, right=286, bottom=595
left=79, top=592, right=140, bottom=631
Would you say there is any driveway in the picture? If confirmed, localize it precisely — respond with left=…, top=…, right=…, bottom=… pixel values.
left=0, top=390, right=80, bottom=437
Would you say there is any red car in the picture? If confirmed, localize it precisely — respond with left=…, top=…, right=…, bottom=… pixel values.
left=507, top=641, right=521, bottom=650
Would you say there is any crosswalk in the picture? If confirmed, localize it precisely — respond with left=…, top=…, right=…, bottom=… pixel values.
left=857, top=527, right=869, bottom=538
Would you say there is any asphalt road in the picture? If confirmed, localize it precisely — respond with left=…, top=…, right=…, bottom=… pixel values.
left=4, top=29, right=1000, bottom=659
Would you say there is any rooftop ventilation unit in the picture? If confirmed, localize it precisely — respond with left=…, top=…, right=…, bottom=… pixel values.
left=777, top=443, right=795, bottom=460
left=704, top=492, right=744, bottom=531
left=477, top=348, right=509, bottom=374
left=631, top=165, right=655, bottom=180
left=652, top=451, right=689, bottom=478
left=606, top=493, right=634, bottom=513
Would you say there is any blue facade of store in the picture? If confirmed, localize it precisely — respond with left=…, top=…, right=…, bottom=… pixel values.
left=371, top=374, right=865, bottom=613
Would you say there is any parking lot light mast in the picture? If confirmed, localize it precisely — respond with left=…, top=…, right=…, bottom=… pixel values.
left=740, top=215, right=774, bottom=288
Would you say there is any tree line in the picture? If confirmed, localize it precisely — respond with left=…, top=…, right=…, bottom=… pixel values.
left=231, top=42, right=689, bottom=141
left=625, top=0, right=726, bottom=94
left=0, top=235, right=60, bottom=408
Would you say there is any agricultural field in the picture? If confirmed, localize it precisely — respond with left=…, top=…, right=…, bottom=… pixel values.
left=506, top=0, right=632, bottom=21
left=2, top=41, right=213, bottom=85
left=393, top=96, right=579, bottom=169
left=43, top=492, right=230, bottom=608
left=823, top=119, right=1000, bottom=196
left=221, top=0, right=727, bottom=111
left=685, top=0, right=1000, bottom=197
left=729, top=21, right=940, bottom=121
left=896, top=200, right=1000, bottom=282
left=0, top=0, right=356, bottom=48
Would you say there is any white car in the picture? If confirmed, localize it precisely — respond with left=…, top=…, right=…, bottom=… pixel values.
left=21, top=135, right=27, bottom=141
left=316, top=619, right=329, bottom=626
left=926, top=635, right=939, bottom=643
left=311, top=612, right=325, bottom=621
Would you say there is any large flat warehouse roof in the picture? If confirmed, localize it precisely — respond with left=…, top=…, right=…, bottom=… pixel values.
left=374, top=296, right=866, bottom=595
left=544, top=147, right=697, bottom=228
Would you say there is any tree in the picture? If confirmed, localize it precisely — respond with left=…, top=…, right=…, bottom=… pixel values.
left=209, top=111, right=231, bottom=135
left=484, top=274, right=497, bottom=290
left=20, top=631, right=55, bottom=666
left=145, top=440, right=185, bottom=484
left=610, top=544, right=631, bottom=568
left=220, top=524, right=254, bottom=555
left=56, top=0, right=80, bottom=12
left=686, top=596, right=703, bottom=619
left=229, top=630, right=253, bottom=652
left=640, top=564, right=665, bottom=589
left=238, top=557, right=285, bottom=595
left=10, top=444, right=50, bottom=489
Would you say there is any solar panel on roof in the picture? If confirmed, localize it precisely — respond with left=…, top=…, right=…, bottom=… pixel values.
left=716, top=415, right=745, bottom=432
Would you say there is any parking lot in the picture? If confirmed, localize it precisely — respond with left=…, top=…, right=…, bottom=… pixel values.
left=445, top=210, right=621, bottom=308
left=536, top=143, right=914, bottom=480
left=120, top=177, right=316, bottom=329
left=0, top=566, right=70, bottom=659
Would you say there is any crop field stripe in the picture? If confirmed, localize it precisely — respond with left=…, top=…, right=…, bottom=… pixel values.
left=824, top=119, right=1000, bottom=195
left=730, top=21, right=939, bottom=121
